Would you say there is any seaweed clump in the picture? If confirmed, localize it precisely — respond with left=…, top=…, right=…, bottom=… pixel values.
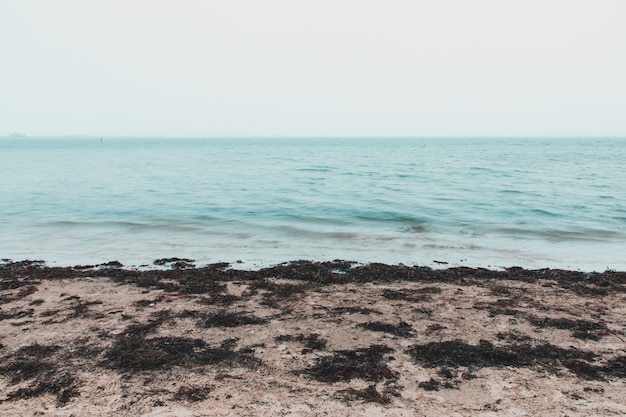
left=201, top=310, right=269, bottom=328
left=382, top=289, right=433, bottom=303
left=331, top=306, right=382, bottom=315
left=0, top=343, right=79, bottom=405
left=104, top=335, right=261, bottom=371
left=335, top=384, right=391, bottom=404
left=261, top=260, right=354, bottom=284
left=603, top=356, right=626, bottom=378
left=245, top=279, right=312, bottom=308
left=275, top=333, right=328, bottom=353
left=101, top=311, right=261, bottom=371
left=154, top=258, right=195, bottom=269
left=173, top=385, right=214, bottom=402
left=298, top=345, right=397, bottom=383
left=359, top=321, right=414, bottom=338
left=418, top=378, right=442, bottom=391
left=6, top=371, right=80, bottom=405
left=408, top=339, right=595, bottom=368
left=103, top=319, right=261, bottom=371
left=0, top=343, right=61, bottom=384
left=563, top=356, right=626, bottom=381
left=407, top=339, right=603, bottom=380
left=528, top=316, right=609, bottom=341
left=196, top=293, right=239, bottom=307
left=0, top=307, right=34, bottom=321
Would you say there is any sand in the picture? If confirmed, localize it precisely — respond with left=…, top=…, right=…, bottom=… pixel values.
left=1, top=260, right=625, bottom=416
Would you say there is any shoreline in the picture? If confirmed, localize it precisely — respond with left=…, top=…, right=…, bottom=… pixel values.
left=1, top=260, right=625, bottom=416
left=3, top=254, right=625, bottom=274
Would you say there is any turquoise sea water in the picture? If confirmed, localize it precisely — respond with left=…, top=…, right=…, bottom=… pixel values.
left=1, top=137, right=625, bottom=271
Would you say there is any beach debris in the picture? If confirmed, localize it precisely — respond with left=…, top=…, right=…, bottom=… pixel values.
left=424, top=323, right=446, bottom=335
left=0, top=343, right=60, bottom=384
left=173, top=385, right=215, bottom=402
left=98, top=261, right=123, bottom=269
left=6, top=370, right=80, bottom=405
left=199, top=310, right=269, bottom=328
left=528, top=316, right=609, bottom=341
left=103, top=327, right=261, bottom=371
left=176, top=276, right=226, bottom=294
left=331, top=306, right=383, bottom=315
left=4, top=259, right=623, bottom=297
left=263, top=260, right=355, bottom=284
left=0, top=343, right=78, bottom=405
left=496, top=331, right=533, bottom=343
left=0, top=307, right=34, bottom=321
left=358, top=321, right=414, bottom=338
left=0, top=285, right=38, bottom=305
left=153, top=258, right=196, bottom=269
left=298, top=345, right=397, bottom=383
left=406, top=339, right=626, bottom=382
left=334, top=384, right=391, bottom=404
left=245, top=279, right=312, bottom=309
left=381, top=288, right=434, bottom=303
left=418, top=378, right=442, bottom=391
left=407, top=339, right=596, bottom=369
left=275, top=333, right=328, bottom=353
left=196, top=293, right=239, bottom=306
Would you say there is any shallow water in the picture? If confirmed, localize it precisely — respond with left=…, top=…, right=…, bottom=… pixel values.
left=1, top=137, right=625, bottom=270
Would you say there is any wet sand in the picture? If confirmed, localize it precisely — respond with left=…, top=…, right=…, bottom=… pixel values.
left=1, top=260, right=625, bottom=416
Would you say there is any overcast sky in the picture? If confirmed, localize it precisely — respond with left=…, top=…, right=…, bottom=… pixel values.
left=2, top=0, right=625, bottom=137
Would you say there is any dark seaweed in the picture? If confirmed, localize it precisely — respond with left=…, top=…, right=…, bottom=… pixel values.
left=603, top=356, right=626, bottom=378
left=3, top=259, right=624, bottom=296
left=496, top=331, right=533, bottom=343
left=382, top=289, right=432, bottom=303
left=407, top=339, right=596, bottom=372
left=68, top=300, right=104, bottom=319
left=529, top=316, right=608, bottom=340
left=406, top=339, right=626, bottom=381
left=359, top=321, right=414, bottom=338
left=335, top=385, right=390, bottom=404
left=425, top=323, right=446, bottom=334
left=418, top=378, right=441, bottom=391
left=154, top=258, right=195, bottom=269
left=331, top=306, right=382, bottom=315
left=0, top=343, right=61, bottom=383
left=16, top=343, right=61, bottom=357
left=275, top=333, right=327, bottom=352
left=298, top=345, right=397, bottom=383
left=201, top=310, right=268, bottom=328
left=103, top=334, right=261, bottom=371
left=6, top=371, right=80, bottom=405
left=0, top=308, right=34, bottom=321
left=173, top=385, right=214, bottom=402
left=0, top=342, right=78, bottom=405
left=245, top=279, right=312, bottom=309
left=196, top=293, right=239, bottom=306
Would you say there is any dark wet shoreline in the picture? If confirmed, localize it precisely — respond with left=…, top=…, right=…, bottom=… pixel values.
left=3, top=258, right=626, bottom=297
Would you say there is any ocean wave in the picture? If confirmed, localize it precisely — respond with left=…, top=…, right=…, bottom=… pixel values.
left=43, top=220, right=204, bottom=233
left=492, top=227, right=625, bottom=242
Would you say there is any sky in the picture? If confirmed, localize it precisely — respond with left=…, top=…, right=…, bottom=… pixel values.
left=1, top=0, right=625, bottom=137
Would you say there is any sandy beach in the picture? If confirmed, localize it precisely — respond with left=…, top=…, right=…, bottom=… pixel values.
left=1, top=259, right=625, bottom=416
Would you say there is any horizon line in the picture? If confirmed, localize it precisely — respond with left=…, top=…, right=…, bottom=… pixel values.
left=3, top=134, right=626, bottom=140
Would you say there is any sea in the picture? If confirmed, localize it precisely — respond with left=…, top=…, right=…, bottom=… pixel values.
left=1, top=137, right=625, bottom=271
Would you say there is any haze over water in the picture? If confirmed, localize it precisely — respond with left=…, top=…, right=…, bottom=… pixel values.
left=1, top=137, right=625, bottom=271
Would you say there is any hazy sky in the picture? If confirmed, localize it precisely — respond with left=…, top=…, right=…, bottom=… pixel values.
left=2, top=0, right=625, bottom=137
